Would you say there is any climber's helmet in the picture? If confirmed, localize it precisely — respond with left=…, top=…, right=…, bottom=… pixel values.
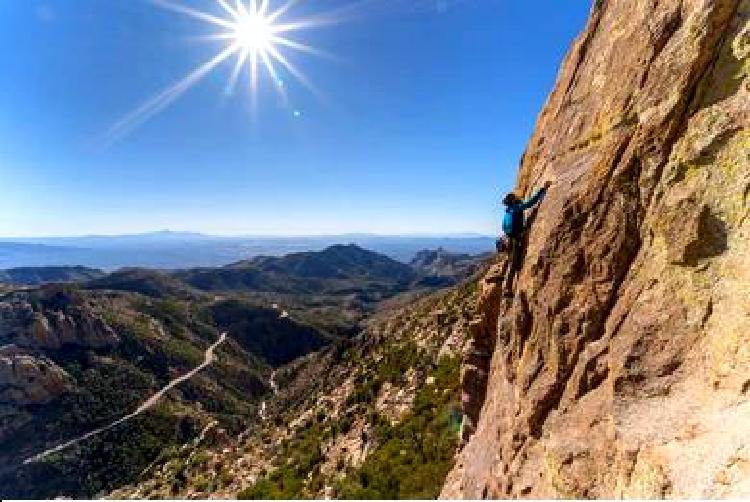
left=502, top=193, right=521, bottom=206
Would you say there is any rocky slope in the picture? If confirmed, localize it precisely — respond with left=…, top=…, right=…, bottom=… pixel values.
left=410, top=248, right=491, bottom=287
left=0, top=266, right=104, bottom=286
left=107, top=279, right=480, bottom=499
left=0, top=246, right=488, bottom=498
left=0, top=285, right=271, bottom=499
left=444, top=0, right=749, bottom=498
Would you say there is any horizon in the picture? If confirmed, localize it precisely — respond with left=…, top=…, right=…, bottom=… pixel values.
left=0, top=229, right=494, bottom=240
left=1, top=0, right=590, bottom=237
left=0, top=230, right=497, bottom=270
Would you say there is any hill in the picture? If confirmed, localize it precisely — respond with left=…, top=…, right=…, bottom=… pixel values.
left=0, top=285, right=268, bottom=498
left=87, top=268, right=199, bottom=299
left=0, top=245, right=488, bottom=498
left=173, top=245, right=486, bottom=336
left=0, top=279, right=345, bottom=498
left=409, top=248, right=490, bottom=287
left=0, top=266, right=104, bottom=285
left=107, top=280, right=479, bottom=499
left=176, top=244, right=417, bottom=295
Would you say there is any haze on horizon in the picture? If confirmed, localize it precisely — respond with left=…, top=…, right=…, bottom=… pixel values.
left=0, top=0, right=589, bottom=239
left=0, top=229, right=493, bottom=240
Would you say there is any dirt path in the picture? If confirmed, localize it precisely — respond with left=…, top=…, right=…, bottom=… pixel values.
left=24, top=332, right=228, bottom=465
left=258, top=370, right=278, bottom=421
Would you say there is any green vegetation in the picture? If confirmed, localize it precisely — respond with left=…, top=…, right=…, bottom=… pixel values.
left=88, top=268, right=195, bottom=298
left=142, top=298, right=189, bottom=329
left=236, top=281, right=476, bottom=500
left=238, top=421, right=327, bottom=500
left=0, top=286, right=262, bottom=499
left=10, top=405, right=186, bottom=499
left=335, top=356, right=462, bottom=499
left=1, top=248, right=484, bottom=499
left=346, top=340, right=425, bottom=407
left=238, top=355, right=462, bottom=500
left=160, top=337, right=205, bottom=367
left=210, top=299, right=330, bottom=366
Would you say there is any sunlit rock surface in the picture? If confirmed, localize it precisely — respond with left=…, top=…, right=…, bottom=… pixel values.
left=444, top=0, right=750, bottom=498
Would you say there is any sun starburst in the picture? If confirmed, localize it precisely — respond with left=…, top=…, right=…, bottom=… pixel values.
left=105, top=0, right=333, bottom=144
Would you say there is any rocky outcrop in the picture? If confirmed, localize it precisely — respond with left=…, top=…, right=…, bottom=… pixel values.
left=0, top=345, right=72, bottom=441
left=0, top=345, right=71, bottom=406
left=410, top=249, right=488, bottom=286
left=0, top=291, right=119, bottom=350
left=444, top=0, right=749, bottom=498
left=457, top=264, right=504, bottom=445
left=0, top=288, right=117, bottom=443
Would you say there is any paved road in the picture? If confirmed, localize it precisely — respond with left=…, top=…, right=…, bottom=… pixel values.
left=24, top=332, right=228, bottom=465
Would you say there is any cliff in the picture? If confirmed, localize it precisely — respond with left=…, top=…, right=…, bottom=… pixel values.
left=444, top=0, right=749, bottom=498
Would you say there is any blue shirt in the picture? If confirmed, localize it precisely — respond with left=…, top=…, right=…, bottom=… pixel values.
left=502, top=187, right=546, bottom=237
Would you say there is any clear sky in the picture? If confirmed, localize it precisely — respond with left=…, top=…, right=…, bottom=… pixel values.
left=0, top=0, right=590, bottom=237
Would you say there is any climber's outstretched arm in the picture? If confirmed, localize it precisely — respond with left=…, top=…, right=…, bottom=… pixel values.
left=519, top=186, right=547, bottom=210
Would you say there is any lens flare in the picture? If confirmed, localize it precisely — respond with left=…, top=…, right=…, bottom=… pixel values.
left=105, top=0, right=335, bottom=144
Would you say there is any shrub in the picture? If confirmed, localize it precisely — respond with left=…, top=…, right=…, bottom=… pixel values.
left=334, top=356, right=461, bottom=499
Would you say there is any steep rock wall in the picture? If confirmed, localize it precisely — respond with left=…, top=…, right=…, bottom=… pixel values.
left=444, top=0, right=749, bottom=498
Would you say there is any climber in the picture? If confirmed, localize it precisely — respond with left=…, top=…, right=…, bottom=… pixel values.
left=498, top=181, right=551, bottom=297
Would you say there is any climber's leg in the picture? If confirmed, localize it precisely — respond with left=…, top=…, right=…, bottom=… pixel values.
left=503, top=237, right=521, bottom=296
left=503, top=271, right=515, bottom=297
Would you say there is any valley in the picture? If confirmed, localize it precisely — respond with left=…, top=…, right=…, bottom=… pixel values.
left=24, top=332, right=228, bottom=466
left=0, top=244, right=488, bottom=499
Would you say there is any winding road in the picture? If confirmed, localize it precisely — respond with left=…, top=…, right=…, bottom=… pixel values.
left=24, top=332, right=228, bottom=465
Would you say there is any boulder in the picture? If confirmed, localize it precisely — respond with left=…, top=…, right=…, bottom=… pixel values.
left=0, top=293, right=119, bottom=350
left=0, top=347, right=71, bottom=405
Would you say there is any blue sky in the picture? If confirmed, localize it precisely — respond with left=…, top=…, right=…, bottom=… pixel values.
left=0, top=0, right=590, bottom=237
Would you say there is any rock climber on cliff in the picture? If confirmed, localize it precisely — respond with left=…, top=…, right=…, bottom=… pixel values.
left=498, top=180, right=551, bottom=297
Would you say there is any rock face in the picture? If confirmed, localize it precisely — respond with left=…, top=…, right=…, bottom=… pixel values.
left=0, top=346, right=71, bottom=406
left=0, top=344, right=72, bottom=441
left=443, top=0, right=749, bottom=498
left=0, top=290, right=119, bottom=350
left=410, top=249, right=488, bottom=285
left=0, top=288, right=120, bottom=444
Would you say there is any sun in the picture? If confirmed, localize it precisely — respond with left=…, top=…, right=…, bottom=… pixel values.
left=233, top=8, right=273, bottom=51
left=105, top=0, right=335, bottom=143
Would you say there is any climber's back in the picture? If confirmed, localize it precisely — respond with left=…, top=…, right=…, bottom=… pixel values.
left=501, top=184, right=548, bottom=238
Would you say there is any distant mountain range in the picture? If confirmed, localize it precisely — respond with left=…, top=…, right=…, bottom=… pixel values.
left=1, top=244, right=489, bottom=332
left=0, top=232, right=495, bottom=270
